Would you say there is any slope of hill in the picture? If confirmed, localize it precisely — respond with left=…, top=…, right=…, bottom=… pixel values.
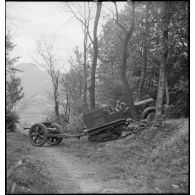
left=15, top=63, right=53, bottom=124
left=62, top=118, right=189, bottom=193
left=16, top=63, right=52, bottom=98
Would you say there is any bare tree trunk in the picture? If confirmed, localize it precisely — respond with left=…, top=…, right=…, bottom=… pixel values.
left=54, top=100, right=59, bottom=119
left=35, top=39, right=61, bottom=122
left=65, top=2, right=92, bottom=109
left=65, top=87, right=70, bottom=122
left=165, top=75, right=169, bottom=105
left=121, top=34, right=137, bottom=119
left=137, top=3, right=149, bottom=101
left=53, top=74, right=60, bottom=121
left=154, top=2, right=171, bottom=124
left=114, top=2, right=137, bottom=119
left=79, top=74, right=82, bottom=96
left=83, top=32, right=88, bottom=107
left=89, top=2, right=102, bottom=110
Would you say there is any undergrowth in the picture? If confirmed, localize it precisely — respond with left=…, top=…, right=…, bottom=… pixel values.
left=62, top=118, right=189, bottom=193
left=6, top=131, right=58, bottom=194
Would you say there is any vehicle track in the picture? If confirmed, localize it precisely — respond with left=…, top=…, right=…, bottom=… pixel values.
left=17, top=124, right=131, bottom=193
left=32, top=144, right=130, bottom=193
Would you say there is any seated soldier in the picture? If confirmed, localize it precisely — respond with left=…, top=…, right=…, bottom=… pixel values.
left=120, top=101, right=126, bottom=109
left=120, top=101, right=130, bottom=113
left=102, top=105, right=113, bottom=114
left=114, top=100, right=121, bottom=112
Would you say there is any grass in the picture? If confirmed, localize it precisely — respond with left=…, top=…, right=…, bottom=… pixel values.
left=6, top=131, right=58, bottom=194
left=6, top=118, right=189, bottom=193
left=61, top=118, right=189, bottom=193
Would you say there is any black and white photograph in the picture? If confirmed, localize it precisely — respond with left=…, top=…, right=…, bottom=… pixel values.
left=6, top=1, right=189, bottom=194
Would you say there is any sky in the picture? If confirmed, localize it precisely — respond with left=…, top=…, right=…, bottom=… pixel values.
left=7, top=2, right=85, bottom=71
left=6, top=2, right=125, bottom=72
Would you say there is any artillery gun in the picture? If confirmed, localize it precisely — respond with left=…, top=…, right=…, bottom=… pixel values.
left=28, top=98, right=155, bottom=146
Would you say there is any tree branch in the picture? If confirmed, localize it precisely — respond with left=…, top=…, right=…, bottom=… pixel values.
left=112, top=2, right=128, bottom=33
left=66, top=2, right=94, bottom=44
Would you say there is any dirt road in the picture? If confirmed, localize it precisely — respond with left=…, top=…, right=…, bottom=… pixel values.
left=8, top=119, right=189, bottom=194
left=30, top=143, right=131, bottom=193
left=13, top=127, right=131, bottom=193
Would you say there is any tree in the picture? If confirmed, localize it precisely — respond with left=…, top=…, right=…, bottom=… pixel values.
left=96, top=1, right=188, bottom=119
left=65, top=2, right=93, bottom=107
left=154, top=2, right=172, bottom=123
left=137, top=2, right=150, bottom=101
left=6, top=32, right=24, bottom=131
left=35, top=38, right=61, bottom=121
left=60, top=46, right=89, bottom=120
left=60, top=75, right=70, bottom=122
left=89, top=2, right=102, bottom=110
left=165, top=1, right=189, bottom=117
left=113, top=1, right=137, bottom=119
left=6, top=31, right=20, bottom=74
left=6, top=75, right=24, bottom=112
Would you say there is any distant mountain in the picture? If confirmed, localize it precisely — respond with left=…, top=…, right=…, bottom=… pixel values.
left=16, top=63, right=52, bottom=98
left=15, top=63, right=53, bottom=124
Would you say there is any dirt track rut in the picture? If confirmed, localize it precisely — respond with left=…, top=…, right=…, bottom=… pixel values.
left=18, top=126, right=130, bottom=193
left=32, top=145, right=130, bottom=193
left=38, top=146, right=103, bottom=193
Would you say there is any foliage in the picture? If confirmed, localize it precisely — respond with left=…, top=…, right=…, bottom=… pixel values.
left=59, top=1, right=188, bottom=119
left=6, top=31, right=20, bottom=74
left=66, top=114, right=85, bottom=134
left=6, top=75, right=24, bottom=111
left=96, top=78, right=124, bottom=107
left=35, top=38, right=61, bottom=120
left=6, top=109, right=19, bottom=132
left=120, top=118, right=152, bottom=138
left=96, top=1, right=189, bottom=118
left=60, top=47, right=90, bottom=120
left=44, top=110, right=69, bottom=128
left=44, top=111, right=57, bottom=123
left=6, top=32, right=24, bottom=132
left=62, top=119, right=188, bottom=193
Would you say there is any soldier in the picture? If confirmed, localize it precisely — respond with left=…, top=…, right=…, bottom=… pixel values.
left=102, top=105, right=112, bottom=114
left=120, top=101, right=126, bottom=109
left=120, top=101, right=130, bottom=113
left=114, top=100, right=121, bottom=112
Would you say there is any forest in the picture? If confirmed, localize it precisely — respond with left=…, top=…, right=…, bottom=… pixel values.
left=6, top=1, right=188, bottom=131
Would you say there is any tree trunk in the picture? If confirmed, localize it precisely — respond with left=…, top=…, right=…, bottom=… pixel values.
left=54, top=90, right=59, bottom=120
left=119, top=2, right=137, bottom=119
left=121, top=35, right=137, bottom=119
left=154, top=2, right=171, bottom=123
left=137, top=3, right=149, bottom=101
left=79, top=74, right=82, bottom=96
left=52, top=71, right=60, bottom=121
left=83, top=32, right=88, bottom=107
left=165, top=75, right=169, bottom=105
left=89, top=2, right=102, bottom=110
left=65, top=86, right=70, bottom=122
left=54, top=99, right=59, bottom=120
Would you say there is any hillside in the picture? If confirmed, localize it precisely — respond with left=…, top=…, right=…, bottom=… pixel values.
left=15, top=63, right=53, bottom=124
left=16, top=63, right=52, bottom=98
left=62, top=118, right=189, bottom=193
left=7, top=119, right=189, bottom=193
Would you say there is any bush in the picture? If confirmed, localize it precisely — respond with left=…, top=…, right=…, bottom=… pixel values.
left=66, top=114, right=85, bottom=134
left=43, top=111, right=85, bottom=134
left=121, top=118, right=152, bottom=137
left=6, top=109, right=19, bottom=132
left=44, top=111, right=69, bottom=128
left=44, top=111, right=58, bottom=124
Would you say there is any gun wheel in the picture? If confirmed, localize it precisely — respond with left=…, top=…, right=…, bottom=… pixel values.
left=47, top=124, right=63, bottom=145
left=28, top=123, right=48, bottom=147
left=146, top=112, right=155, bottom=121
